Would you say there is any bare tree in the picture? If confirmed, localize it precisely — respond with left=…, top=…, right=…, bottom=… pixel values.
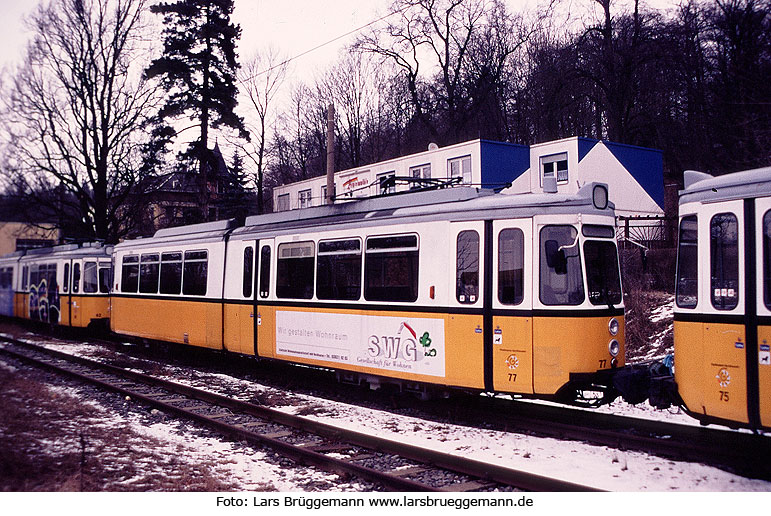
left=1, top=0, right=158, bottom=242
left=355, top=0, right=533, bottom=146
left=236, top=48, right=288, bottom=214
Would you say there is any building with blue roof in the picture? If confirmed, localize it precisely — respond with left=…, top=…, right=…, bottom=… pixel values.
left=273, top=137, right=664, bottom=219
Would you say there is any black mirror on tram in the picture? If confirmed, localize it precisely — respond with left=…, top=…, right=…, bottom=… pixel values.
left=545, top=240, right=568, bottom=275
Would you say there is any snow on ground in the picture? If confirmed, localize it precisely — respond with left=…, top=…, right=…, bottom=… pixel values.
left=20, top=337, right=770, bottom=491
left=5, top=319, right=769, bottom=492
left=40, top=383, right=365, bottom=491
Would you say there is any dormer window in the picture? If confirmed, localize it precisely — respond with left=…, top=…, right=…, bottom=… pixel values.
left=541, top=153, right=568, bottom=186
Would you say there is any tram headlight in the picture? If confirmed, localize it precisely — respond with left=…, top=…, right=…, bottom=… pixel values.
left=592, top=184, right=608, bottom=210
left=608, top=339, right=620, bottom=357
left=608, top=318, right=619, bottom=336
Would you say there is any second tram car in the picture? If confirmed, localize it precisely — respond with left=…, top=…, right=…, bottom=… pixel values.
left=4, top=243, right=114, bottom=327
left=111, top=184, right=624, bottom=403
left=675, top=167, right=771, bottom=430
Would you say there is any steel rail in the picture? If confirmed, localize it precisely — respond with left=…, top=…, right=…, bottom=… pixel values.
left=0, top=336, right=599, bottom=492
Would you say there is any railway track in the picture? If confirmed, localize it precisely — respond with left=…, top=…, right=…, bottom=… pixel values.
left=468, top=395, right=771, bottom=481
left=0, top=335, right=597, bottom=492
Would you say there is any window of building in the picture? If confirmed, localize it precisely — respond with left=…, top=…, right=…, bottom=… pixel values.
left=541, top=153, right=568, bottom=185
left=448, top=156, right=472, bottom=184
left=243, top=246, right=254, bottom=298
left=121, top=256, right=138, bottom=293
left=277, top=241, right=315, bottom=299
left=364, top=234, right=419, bottom=302
left=182, top=250, right=208, bottom=296
left=160, top=252, right=182, bottom=294
left=259, top=245, right=271, bottom=298
left=539, top=225, right=584, bottom=305
left=710, top=213, right=739, bottom=310
left=321, top=184, right=336, bottom=204
left=16, top=239, right=55, bottom=251
left=456, top=231, right=479, bottom=304
left=139, top=254, right=159, bottom=294
left=376, top=171, right=396, bottom=195
left=84, top=261, right=99, bottom=293
left=298, top=189, right=312, bottom=209
left=317, top=238, right=362, bottom=301
left=498, top=229, right=524, bottom=305
left=276, top=193, right=290, bottom=212
left=409, top=164, right=431, bottom=189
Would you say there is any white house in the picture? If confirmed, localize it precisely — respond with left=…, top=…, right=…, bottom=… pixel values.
left=272, top=137, right=664, bottom=221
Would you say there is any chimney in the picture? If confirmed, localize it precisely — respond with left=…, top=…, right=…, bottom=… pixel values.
left=326, top=104, right=335, bottom=205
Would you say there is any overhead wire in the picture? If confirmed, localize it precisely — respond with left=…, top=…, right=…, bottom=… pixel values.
left=237, top=7, right=404, bottom=85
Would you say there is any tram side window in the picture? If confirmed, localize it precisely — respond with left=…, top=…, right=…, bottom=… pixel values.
left=498, top=229, right=524, bottom=305
left=29, top=265, right=39, bottom=289
left=764, top=211, right=771, bottom=309
left=317, top=239, right=362, bottom=301
left=72, top=263, right=81, bottom=293
left=63, top=264, right=70, bottom=293
left=22, top=266, right=28, bottom=290
left=159, top=252, right=182, bottom=294
left=183, top=250, right=208, bottom=296
left=0, top=268, right=11, bottom=289
left=710, top=213, right=739, bottom=310
left=243, top=246, right=254, bottom=298
left=259, top=246, right=271, bottom=298
left=121, top=256, right=139, bottom=293
left=540, top=225, right=584, bottom=306
left=364, top=235, right=419, bottom=302
left=139, top=254, right=159, bottom=294
left=277, top=242, right=315, bottom=299
left=99, top=265, right=111, bottom=293
left=83, top=262, right=98, bottom=293
left=457, top=231, right=479, bottom=304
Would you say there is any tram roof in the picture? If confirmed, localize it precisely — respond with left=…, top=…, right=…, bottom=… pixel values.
left=18, top=242, right=113, bottom=261
left=680, top=166, right=771, bottom=204
left=233, top=184, right=613, bottom=236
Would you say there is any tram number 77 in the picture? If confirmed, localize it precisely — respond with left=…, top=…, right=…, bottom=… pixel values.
left=598, top=359, right=607, bottom=368
left=508, top=373, right=517, bottom=382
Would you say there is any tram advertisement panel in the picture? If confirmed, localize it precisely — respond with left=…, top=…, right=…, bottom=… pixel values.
left=275, top=310, right=446, bottom=377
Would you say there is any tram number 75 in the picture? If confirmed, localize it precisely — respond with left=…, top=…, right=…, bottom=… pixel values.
left=719, top=390, right=730, bottom=402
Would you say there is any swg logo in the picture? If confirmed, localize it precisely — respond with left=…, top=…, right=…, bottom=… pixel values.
left=367, top=321, right=436, bottom=361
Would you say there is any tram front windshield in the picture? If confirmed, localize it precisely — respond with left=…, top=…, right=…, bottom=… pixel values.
left=540, top=225, right=622, bottom=307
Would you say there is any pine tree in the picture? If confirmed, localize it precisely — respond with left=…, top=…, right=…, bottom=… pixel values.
left=144, top=0, right=248, bottom=220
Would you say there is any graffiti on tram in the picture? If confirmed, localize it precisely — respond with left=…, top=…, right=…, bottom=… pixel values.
left=29, top=264, right=60, bottom=324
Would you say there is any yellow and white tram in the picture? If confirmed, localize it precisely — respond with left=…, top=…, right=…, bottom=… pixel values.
left=111, top=184, right=624, bottom=403
left=0, top=243, right=112, bottom=327
left=675, top=167, right=771, bottom=430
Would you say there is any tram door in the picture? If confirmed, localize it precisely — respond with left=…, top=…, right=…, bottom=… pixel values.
left=224, top=240, right=257, bottom=355
left=755, top=197, right=771, bottom=428
left=61, top=260, right=72, bottom=326
left=700, top=200, right=749, bottom=425
left=255, top=240, right=274, bottom=358
left=490, top=219, right=533, bottom=394
left=70, top=260, right=82, bottom=327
